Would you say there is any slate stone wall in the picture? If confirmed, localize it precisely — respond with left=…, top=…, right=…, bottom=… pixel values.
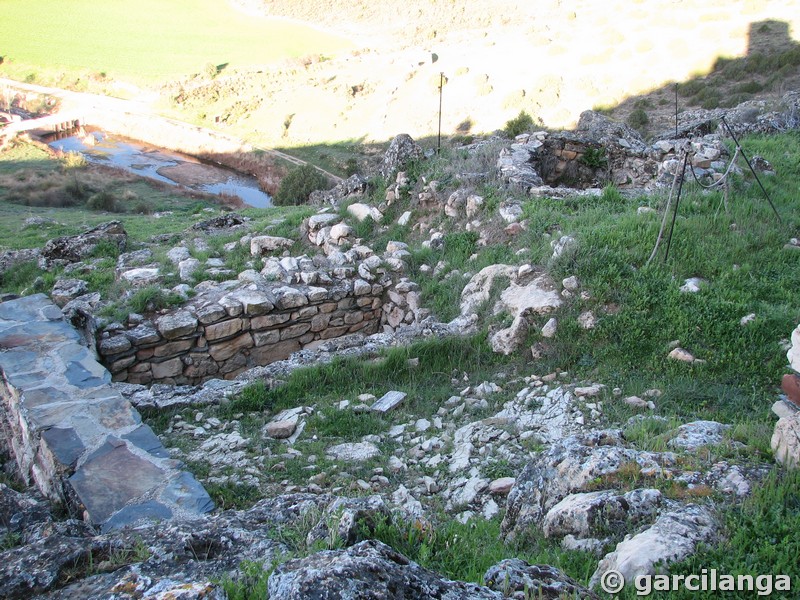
left=0, top=294, right=214, bottom=531
left=98, top=279, right=385, bottom=386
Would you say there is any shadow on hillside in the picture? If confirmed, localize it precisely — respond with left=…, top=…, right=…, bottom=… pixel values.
left=600, top=19, right=800, bottom=140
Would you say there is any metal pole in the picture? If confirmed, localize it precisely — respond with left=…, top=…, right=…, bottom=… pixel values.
left=437, top=72, right=443, bottom=155
left=675, top=83, right=678, bottom=138
left=720, top=116, right=782, bottom=223
left=664, top=152, right=690, bottom=263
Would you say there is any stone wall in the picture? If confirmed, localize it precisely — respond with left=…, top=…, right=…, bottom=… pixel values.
left=98, top=278, right=385, bottom=386
left=0, top=294, right=213, bottom=531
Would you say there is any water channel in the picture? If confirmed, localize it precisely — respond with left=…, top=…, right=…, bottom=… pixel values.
left=48, top=130, right=272, bottom=208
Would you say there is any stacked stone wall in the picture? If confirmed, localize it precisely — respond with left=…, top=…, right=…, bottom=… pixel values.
left=99, top=279, right=384, bottom=386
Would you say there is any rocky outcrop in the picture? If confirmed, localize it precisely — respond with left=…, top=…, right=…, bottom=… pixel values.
left=381, top=133, right=424, bottom=180
left=501, top=430, right=674, bottom=541
left=484, top=559, right=599, bottom=600
left=39, top=221, right=127, bottom=269
left=309, top=174, right=369, bottom=207
left=590, top=504, right=720, bottom=589
left=268, top=539, right=503, bottom=600
left=0, top=294, right=213, bottom=532
left=455, top=264, right=562, bottom=354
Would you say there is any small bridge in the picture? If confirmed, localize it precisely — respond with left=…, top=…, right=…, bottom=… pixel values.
left=1, top=111, right=85, bottom=138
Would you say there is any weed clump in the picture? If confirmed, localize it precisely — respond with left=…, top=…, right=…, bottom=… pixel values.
left=274, top=164, right=329, bottom=206
left=504, top=111, right=534, bottom=138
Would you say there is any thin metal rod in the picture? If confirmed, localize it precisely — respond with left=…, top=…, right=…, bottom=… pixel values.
left=664, top=152, right=690, bottom=263
left=675, top=83, right=679, bottom=138
left=437, top=72, right=444, bottom=155
left=720, top=116, right=782, bottom=223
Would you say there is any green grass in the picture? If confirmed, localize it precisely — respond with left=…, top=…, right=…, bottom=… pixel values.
left=227, top=334, right=516, bottom=416
left=0, top=0, right=353, bottom=84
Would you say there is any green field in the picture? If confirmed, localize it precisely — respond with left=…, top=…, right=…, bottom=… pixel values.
left=0, top=0, right=352, bottom=82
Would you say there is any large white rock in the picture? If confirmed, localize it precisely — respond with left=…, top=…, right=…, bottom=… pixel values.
left=347, top=203, right=383, bottom=222
left=590, top=505, right=719, bottom=589
left=326, top=442, right=381, bottom=462
left=542, top=488, right=662, bottom=540
left=788, top=323, right=800, bottom=373
left=459, top=264, right=516, bottom=316
left=772, top=411, right=800, bottom=468
left=250, top=236, right=294, bottom=256
left=499, top=273, right=562, bottom=317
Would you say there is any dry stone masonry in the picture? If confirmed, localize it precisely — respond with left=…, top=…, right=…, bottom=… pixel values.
left=99, top=277, right=385, bottom=386
left=0, top=294, right=213, bottom=532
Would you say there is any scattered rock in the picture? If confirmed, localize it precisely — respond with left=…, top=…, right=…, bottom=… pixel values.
left=680, top=277, right=706, bottom=293
left=667, top=347, right=697, bottom=363
left=250, top=236, right=294, bottom=256
left=488, top=477, right=515, bottom=496
left=541, top=317, right=558, bottom=338
left=347, top=202, right=383, bottom=223
left=772, top=411, right=800, bottom=468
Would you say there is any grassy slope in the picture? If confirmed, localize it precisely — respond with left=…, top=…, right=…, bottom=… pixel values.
left=0, top=0, right=352, bottom=83
left=169, top=132, right=799, bottom=597
left=1, top=130, right=799, bottom=596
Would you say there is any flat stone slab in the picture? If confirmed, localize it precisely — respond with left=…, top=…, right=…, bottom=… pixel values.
left=371, top=391, right=407, bottom=413
left=0, top=294, right=214, bottom=530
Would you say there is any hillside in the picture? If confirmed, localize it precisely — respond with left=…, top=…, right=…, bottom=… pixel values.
left=1, top=2, right=800, bottom=598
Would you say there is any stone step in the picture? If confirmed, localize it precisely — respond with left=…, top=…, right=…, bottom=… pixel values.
left=0, top=294, right=214, bottom=531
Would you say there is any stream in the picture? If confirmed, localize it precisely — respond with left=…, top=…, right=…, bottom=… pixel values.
left=48, top=130, right=272, bottom=208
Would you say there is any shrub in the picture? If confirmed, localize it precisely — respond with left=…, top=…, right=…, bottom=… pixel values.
left=87, top=190, right=121, bottom=212
left=60, top=151, right=87, bottom=170
left=504, top=110, right=534, bottom=138
left=344, top=157, right=359, bottom=176
left=627, top=108, right=650, bottom=129
left=273, top=164, right=329, bottom=206
left=133, top=199, right=154, bottom=214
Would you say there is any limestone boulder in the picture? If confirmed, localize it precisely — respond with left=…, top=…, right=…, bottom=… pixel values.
left=668, top=420, right=731, bottom=451
left=542, top=488, right=662, bottom=541
left=772, top=411, right=800, bottom=468
left=326, top=442, right=381, bottom=462
left=788, top=323, right=800, bottom=373
left=268, top=539, right=502, bottom=600
left=250, top=236, right=294, bottom=256
left=590, top=504, right=720, bottom=589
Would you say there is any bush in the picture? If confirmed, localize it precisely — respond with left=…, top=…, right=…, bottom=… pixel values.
left=87, top=190, right=121, bottom=212
left=504, top=110, right=534, bottom=138
left=273, top=164, right=329, bottom=206
left=627, top=108, right=650, bottom=129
